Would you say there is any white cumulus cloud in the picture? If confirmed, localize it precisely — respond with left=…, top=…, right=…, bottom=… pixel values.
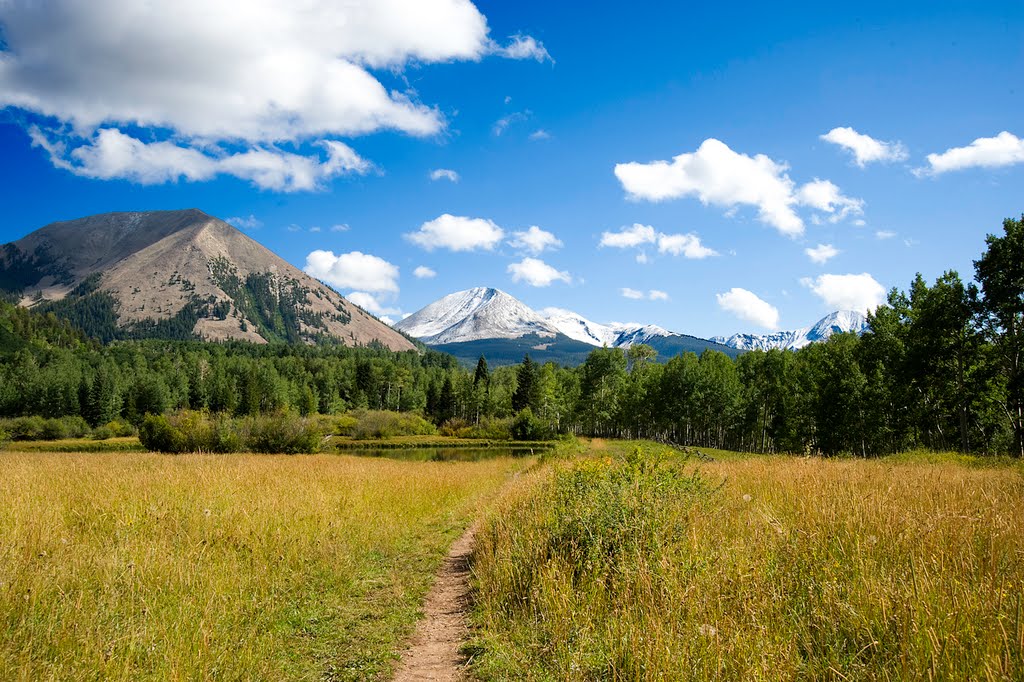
left=508, top=225, right=563, bottom=254
left=345, top=291, right=402, bottom=323
left=614, top=139, right=863, bottom=237
left=600, top=224, right=657, bottom=248
left=805, top=243, right=840, bottom=264
left=795, top=179, right=864, bottom=222
left=406, top=214, right=505, bottom=251
left=413, top=265, right=437, bottom=279
left=656, top=233, right=717, bottom=258
left=304, top=250, right=399, bottom=293
left=507, top=257, right=570, bottom=287
left=820, top=127, right=908, bottom=167
left=600, top=223, right=715, bottom=259
left=801, top=273, right=886, bottom=313
left=429, top=168, right=459, bottom=182
left=716, top=288, right=780, bottom=330
left=32, top=127, right=371, bottom=191
left=2, top=0, right=547, bottom=187
left=649, top=290, right=670, bottom=301
left=918, top=131, right=1024, bottom=175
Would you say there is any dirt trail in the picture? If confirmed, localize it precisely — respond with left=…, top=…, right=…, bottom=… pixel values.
left=392, top=524, right=478, bottom=681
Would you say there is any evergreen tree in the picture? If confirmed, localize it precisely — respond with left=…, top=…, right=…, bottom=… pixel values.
left=437, top=376, right=457, bottom=424
left=511, top=354, right=540, bottom=412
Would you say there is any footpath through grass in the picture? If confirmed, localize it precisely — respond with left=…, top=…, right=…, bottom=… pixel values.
left=0, top=451, right=528, bottom=680
left=471, top=441, right=1024, bottom=681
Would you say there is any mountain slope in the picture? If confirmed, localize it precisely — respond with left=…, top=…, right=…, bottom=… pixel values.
left=0, top=209, right=414, bottom=350
left=711, top=310, right=869, bottom=351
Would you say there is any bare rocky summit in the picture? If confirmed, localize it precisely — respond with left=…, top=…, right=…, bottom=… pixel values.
left=0, top=209, right=414, bottom=350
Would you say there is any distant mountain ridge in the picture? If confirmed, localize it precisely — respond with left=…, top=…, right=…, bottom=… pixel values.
left=710, top=310, right=869, bottom=351
left=394, top=287, right=740, bottom=365
left=0, top=209, right=414, bottom=350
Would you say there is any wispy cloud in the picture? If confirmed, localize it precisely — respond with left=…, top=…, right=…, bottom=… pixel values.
left=805, top=243, right=840, bottom=264
left=226, top=214, right=262, bottom=230
left=429, top=168, right=460, bottom=182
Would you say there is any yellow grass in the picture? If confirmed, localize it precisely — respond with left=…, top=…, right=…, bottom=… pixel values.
left=0, top=451, right=529, bottom=680
left=472, top=444, right=1024, bottom=680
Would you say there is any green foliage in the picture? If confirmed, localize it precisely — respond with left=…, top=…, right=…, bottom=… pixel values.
left=443, top=416, right=513, bottom=440
left=243, top=411, right=321, bottom=454
left=974, top=215, right=1024, bottom=457
left=139, top=410, right=318, bottom=454
left=342, top=410, right=436, bottom=440
left=544, top=448, right=708, bottom=577
left=511, top=354, right=540, bottom=412
left=510, top=408, right=552, bottom=441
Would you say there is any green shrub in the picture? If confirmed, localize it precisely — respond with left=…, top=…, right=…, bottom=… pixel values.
left=89, top=425, right=114, bottom=441
left=8, top=416, right=47, bottom=441
left=350, top=410, right=436, bottom=439
left=40, top=419, right=69, bottom=440
left=139, top=414, right=186, bottom=453
left=438, top=417, right=471, bottom=437
left=510, top=408, right=553, bottom=441
left=61, top=416, right=91, bottom=438
left=311, top=414, right=358, bottom=437
left=243, top=411, right=321, bottom=454
left=104, top=419, right=136, bottom=438
left=440, top=417, right=514, bottom=440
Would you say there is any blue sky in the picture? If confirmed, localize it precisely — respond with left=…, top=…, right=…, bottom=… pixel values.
left=0, top=0, right=1022, bottom=337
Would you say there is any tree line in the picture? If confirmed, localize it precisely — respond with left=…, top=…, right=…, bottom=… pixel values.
left=1, top=216, right=1021, bottom=457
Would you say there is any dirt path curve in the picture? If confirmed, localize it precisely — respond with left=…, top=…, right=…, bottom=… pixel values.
left=392, top=523, right=479, bottom=681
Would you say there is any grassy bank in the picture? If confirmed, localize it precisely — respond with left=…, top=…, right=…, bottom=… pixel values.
left=0, top=451, right=529, bottom=680
left=471, top=442, right=1024, bottom=680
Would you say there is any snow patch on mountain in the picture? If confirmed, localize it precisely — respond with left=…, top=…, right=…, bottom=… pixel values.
left=711, top=310, right=869, bottom=351
left=539, top=308, right=620, bottom=346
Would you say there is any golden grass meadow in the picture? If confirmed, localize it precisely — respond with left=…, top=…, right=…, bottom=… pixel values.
left=471, top=442, right=1024, bottom=681
left=0, top=451, right=528, bottom=680
left=2, top=442, right=1023, bottom=680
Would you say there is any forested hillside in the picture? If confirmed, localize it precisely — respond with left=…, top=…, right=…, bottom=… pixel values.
left=2, top=216, right=1022, bottom=457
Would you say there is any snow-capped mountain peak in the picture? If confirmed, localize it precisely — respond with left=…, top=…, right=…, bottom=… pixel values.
left=711, top=310, right=869, bottom=351
left=393, top=287, right=558, bottom=344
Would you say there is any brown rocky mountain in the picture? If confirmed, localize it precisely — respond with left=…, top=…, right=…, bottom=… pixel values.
left=0, top=209, right=415, bottom=350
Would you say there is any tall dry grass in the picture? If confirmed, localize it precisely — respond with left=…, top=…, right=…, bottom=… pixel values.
left=0, top=451, right=526, bottom=680
left=471, top=445, right=1024, bottom=680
